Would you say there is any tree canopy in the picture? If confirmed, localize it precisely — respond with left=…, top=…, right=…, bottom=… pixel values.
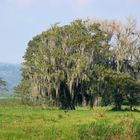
left=15, top=18, right=140, bottom=110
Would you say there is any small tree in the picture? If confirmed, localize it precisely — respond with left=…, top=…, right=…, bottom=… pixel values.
left=124, top=80, right=140, bottom=110
left=0, top=78, right=7, bottom=92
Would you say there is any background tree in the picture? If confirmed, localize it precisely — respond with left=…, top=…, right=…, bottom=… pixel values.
left=0, top=78, right=7, bottom=92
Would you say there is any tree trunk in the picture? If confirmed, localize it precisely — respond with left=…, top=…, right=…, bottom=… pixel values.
left=59, top=81, right=75, bottom=110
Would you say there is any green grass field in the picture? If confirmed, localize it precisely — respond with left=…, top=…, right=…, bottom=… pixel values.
left=0, top=99, right=140, bottom=140
left=0, top=93, right=18, bottom=98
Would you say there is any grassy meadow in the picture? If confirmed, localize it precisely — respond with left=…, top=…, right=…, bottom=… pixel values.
left=0, top=99, right=140, bottom=140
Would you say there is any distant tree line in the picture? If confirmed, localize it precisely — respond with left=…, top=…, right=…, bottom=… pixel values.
left=15, top=18, right=140, bottom=110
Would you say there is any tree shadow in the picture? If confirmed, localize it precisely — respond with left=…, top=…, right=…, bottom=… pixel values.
left=108, top=107, right=140, bottom=113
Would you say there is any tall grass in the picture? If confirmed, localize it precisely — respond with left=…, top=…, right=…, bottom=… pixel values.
left=78, top=120, right=140, bottom=140
left=0, top=99, right=140, bottom=140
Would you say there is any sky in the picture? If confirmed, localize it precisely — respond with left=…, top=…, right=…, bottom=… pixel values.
left=0, top=0, right=140, bottom=64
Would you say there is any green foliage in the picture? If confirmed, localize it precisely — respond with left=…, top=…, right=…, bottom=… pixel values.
left=0, top=78, right=7, bottom=91
left=16, top=19, right=110, bottom=109
left=16, top=18, right=140, bottom=110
